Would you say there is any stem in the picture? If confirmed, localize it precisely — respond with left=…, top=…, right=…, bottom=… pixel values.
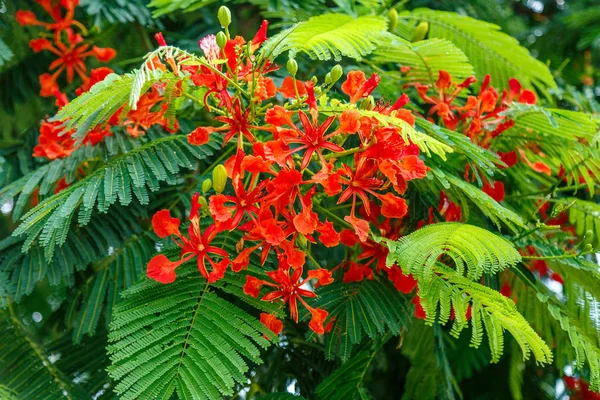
left=324, top=146, right=363, bottom=160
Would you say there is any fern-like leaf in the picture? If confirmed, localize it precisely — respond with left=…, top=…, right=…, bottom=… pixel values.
left=420, top=265, right=553, bottom=365
left=373, top=36, right=474, bottom=86
left=107, top=262, right=274, bottom=399
left=385, top=223, right=522, bottom=281
left=12, top=136, right=217, bottom=260
left=261, top=14, right=387, bottom=61
left=396, top=9, right=556, bottom=96
left=307, top=279, right=411, bottom=361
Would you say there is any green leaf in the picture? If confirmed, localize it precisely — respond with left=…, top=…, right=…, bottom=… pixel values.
left=309, top=279, right=411, bottom=361
left=316, top=339, right=386, bottom=400
left=373, top=36, right=474, bottom=86
left=386, top=223, right=522, bottom=281
left=397, top=9, right=556, bottom=96
left=419, top=265, right=553, bottom=365
left=12, top=136, right=217, bottom=260
left=261, top=14, right=388, bottom=61
left=107, top=263, right=274, bottom=400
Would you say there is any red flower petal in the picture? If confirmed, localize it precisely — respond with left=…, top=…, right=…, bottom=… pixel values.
left=482, top=180, right=505, bottom=202
left=344, top=215, right=369, bottom=242
left=147, top=254, right=179, bottom=283
left=379, top=193, right=408, bottom=219
left=293, top=207, right=319, bottom=236
left=308, top=308, right=328, bottom=334
left=243, top=275, right=264, bottom=298
left=152, top=209, right=181, bottom=238
left=308, top=268, right=333, bottom=287
left=316, top=221, right=340, bottom=247
left=277, top=77, right=306, bottom=99
left=260, top=313, right=283, bottom=336
left=188, top=127, right=211, bottom=145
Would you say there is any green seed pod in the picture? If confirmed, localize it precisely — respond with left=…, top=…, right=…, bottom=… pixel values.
left=218, top=6, right=232, bottom=29
left=411, top=21, right=429, bottom=42
left=212, top=164, right=228, bottom=194
left=330, top=64, right=343, bottom=83
left=201, top=178, right=212, bottom=194
left=388, top=8, right=398, bottom=32
left=286, top=58, right=298, bottom=77
left=216, top=31, right=227, bottom=49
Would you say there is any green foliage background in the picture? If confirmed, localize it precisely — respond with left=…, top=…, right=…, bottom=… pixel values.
left=1, top=0, right=599, bottom=399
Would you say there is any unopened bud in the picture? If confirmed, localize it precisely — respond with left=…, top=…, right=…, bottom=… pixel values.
left=198, top=196, right=208, bottom=209
left=297, top=234, right=308, bottom=249
left=359, top=96, right=375, bottom=110
left=216, top=31, right=227, bottom=49
left=311, top=76, right=318, bottom=84
left=388, top=9, right=398, bottom=32
left=201, top=178, right=212, bottom=194
left=324, top=73, right=332, bottom=85
left=411, top=21, right=429, bottom=42
left=330, top=64, right=343, bottom=83
left=212, top=164, right=228, bottom=194
left=584, top=243, right=593, bottom=252
left=286, top=58, right=298, bottom=76
left=218, top=6, right=232, bottom=29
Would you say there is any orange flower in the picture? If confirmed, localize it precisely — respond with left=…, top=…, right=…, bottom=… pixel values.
left=152, top=210, right=181, bottom=238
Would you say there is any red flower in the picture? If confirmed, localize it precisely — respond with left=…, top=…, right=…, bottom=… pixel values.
left=293, top=206, right=319, bottom=236
left=308, top=268, right=334, bottom=287
left=33, top=120, right=76, bottom=160
left=342, top=262, right=373, bottom=283
left=341, top=70, right=380, bottom=103
left=188, top=127, right=212, bottom=145
left=243, top=263, right=333, bottom=334
left=260, top=313, right=283, bottom=337
left=378, top=192, right=408, bottom=219
left=147, top=193, right=230, bottom=283
left=280, top=109, right=344, bottom=170
left=215, top=99, right=257, bottom=147
left=507, top=78, right=537, bottom=104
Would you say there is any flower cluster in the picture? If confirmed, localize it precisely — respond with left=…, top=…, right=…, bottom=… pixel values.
left=145, top=19, right=429, bottom=334
left=16, top=0, right=116, bottom=97
left=413, top=70, right=551, bottom=203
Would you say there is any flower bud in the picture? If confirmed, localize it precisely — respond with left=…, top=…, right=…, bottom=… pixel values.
left=212, top=164, right=228, bottom=194
left=411, top=21, right=429, bottom=42
left=218, top=6, right=232, bottom=29
left=359, top=96, right=375, bottom=110
left=216, top=31, right=227, bottom=49
left=324, top=73, right=332, bottom=85
left=201, top=178, right=212, bottom=194
left=388, top=9, right=398, bottom=32
left=199, top=196, right=208, bottom=209
left=286, top=58, right=298, bottom=77
left=311, top=76, right=318, bottom=84
left=330, top=64, right=343, bottom=83
left=584, top=243, right=593, bottom=252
